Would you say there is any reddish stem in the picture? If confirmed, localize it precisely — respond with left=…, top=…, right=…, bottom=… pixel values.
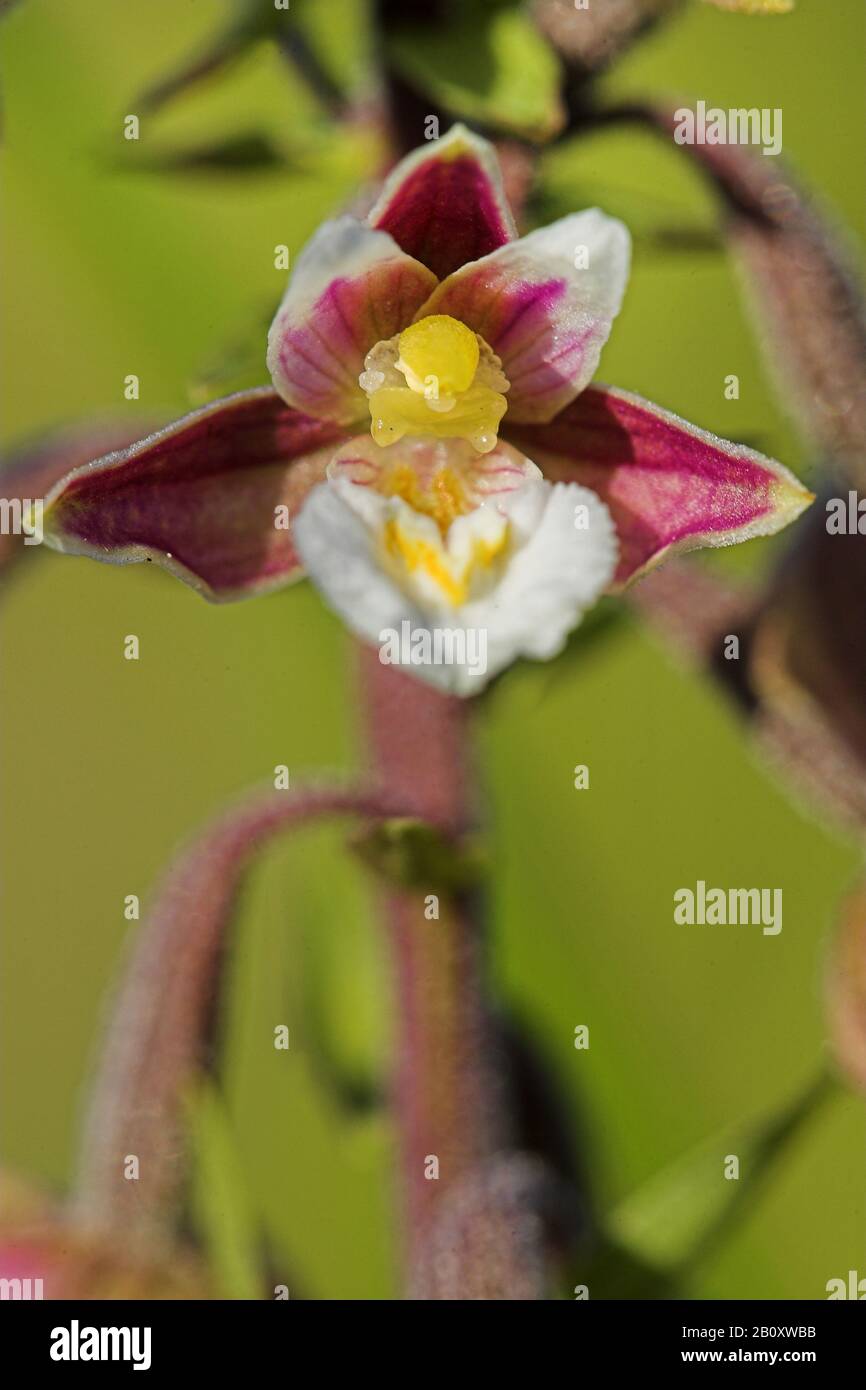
left=70, top=782, right=413, bottom=1254
left=357, top=639, right=475, bottom=837
left=356, top=644, right=512, bottom=1270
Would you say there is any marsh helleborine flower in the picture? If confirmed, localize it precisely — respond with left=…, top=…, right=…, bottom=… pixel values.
left=43, top=125, right=811, bottom=693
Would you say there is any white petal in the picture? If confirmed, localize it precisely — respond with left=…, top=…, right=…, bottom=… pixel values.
left=294, top=482, right=480, bottom=695
left=461, top=481, right=618, bottom=677
left=293, top=479, right=426, bottom=642
left=295, top=469, right=618, bottom=696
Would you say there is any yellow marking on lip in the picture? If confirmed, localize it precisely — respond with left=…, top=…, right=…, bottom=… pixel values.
left=381, top=463, right=470, bottom=533
left=382, top=516, right=509, bottom=607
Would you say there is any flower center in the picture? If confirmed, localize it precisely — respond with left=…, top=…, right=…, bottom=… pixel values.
left=359, top=314, right=509, bottom=455
left=378, top=460, right=476, bottom=533
left=396, top=315, right=479, bottom=399
left=325, top=435, right=541, bottom=610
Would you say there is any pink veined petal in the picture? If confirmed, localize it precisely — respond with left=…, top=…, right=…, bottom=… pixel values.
left=416, top=210, right=630, bottom=424
left=367, top=123, right=517, bottom=280
left=504, top=384, right=814, bottom=586
left=267, top=217, right=438, bottom=426
left=42, top=388, right=349, bottom=601
left=0, top=418, right=161, bottom=578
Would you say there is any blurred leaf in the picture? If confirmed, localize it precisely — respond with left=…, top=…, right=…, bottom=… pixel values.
left=608, top=1071, right=836, bottom=1273
left=386, top=0, right=564, bottom=142
left=189, top=1082, right=262, bottom=1300
left=135, top=8, right=267, bottom=115
left=115, top=130, right=292, bottom=176
left=301, top=961, right=384, bottom=1116
left=286, top=0, right=371, bottom=100
left=134, top=0, right=359, bottom=118
left=574, top=1237, right=680, bottom=1300
left=531, top=169, right=722, bottom=255
left=295, top=853, right=388, bottom=1117
left=112, top=121, right=374, bottom=183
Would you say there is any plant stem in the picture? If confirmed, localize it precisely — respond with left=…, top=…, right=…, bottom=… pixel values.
left=70, top=783, right=412, bottom=1255
left=356, top=644, right=513, bottom=1276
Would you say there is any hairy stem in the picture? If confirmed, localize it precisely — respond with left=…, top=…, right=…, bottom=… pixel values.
left=70, top=782, right=411, bottom=1255
left=382, top=887, right=510, bottom=1256
left=356, top=644, right=516, bottom=1280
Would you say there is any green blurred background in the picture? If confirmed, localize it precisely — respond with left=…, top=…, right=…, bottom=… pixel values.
left=2, top=0, right=864, bottom=1298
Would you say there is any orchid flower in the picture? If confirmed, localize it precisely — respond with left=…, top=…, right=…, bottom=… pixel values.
left=43, top=125, right=811, bottom=693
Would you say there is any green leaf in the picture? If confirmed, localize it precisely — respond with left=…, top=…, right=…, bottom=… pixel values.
left=386, top=1, right=564, bottom=143
left=531, top=175, right=723, bottom=258
left=573, top=1237, right=681, bottom=1301
left=608, top=1071, right=837, bottom=1273
left=115, top=131, right=291, bottom=176
left=189, top=1082, right=263, bottom=1300
left=134, top=0, right=358, bottom=116
left=295, top=846, right=388, bottom=1116
left=287, top=0, right=371, bottom=98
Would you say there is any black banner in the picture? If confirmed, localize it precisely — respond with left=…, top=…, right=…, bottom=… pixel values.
left=0, top=1299, right=859, bottom=1374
